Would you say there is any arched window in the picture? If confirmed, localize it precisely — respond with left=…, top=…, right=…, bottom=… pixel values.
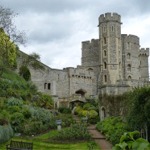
left=127, top=53, right=131, bottom=59
left=119, top=62, right=121, bottom=69
left=128, top=76, right=132, bottom=80
left=127, top=64, right=131, bottom=71
left=104, top=75, right=107, bottom=82
left=104, top=50, right=107, bottom=56
left=104, top=37, right=107, bottom=44
left=104, top=62, right=107, bottom=69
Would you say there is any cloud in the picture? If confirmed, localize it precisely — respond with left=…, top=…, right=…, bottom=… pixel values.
left=0, top=0, right=150, bottom=69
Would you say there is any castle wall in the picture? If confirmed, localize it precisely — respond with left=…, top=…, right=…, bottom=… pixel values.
left=139, top=48, right=149, bottom=81
left=64, top=67, right=97, bottom=97
left=121, top=34, right=140, bottom=80
left=81, top=39, right=99, bottom=67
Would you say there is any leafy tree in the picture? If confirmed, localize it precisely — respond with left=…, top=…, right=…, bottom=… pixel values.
left=0, top=28, right=17, bottom=71
left=126, top=87, right=150, bottom=131
left=0, top=5, right=26, bottom=74
left=0, top=5, right=26, bottom=45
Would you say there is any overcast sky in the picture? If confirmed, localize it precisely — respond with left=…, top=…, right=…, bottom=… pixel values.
left=0, top=0, right=150, bottom=69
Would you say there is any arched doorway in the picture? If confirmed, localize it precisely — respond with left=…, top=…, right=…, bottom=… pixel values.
left=100, top=106, right=106, bottom=121
left=75, top=88, right=87, bottom=97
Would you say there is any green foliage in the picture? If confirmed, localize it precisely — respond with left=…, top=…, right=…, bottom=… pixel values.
left=74, top=104, right=99, bottom=124
left=35, top=94, right=54, bottom=109
left=58, top=107, right=71, bottom=114
left=55, top=114, right=75, bottom=128
left=19, top=65, right=31, bottom=81
left=0, top=69, right=38, bottom=98
left=6, top=97, right=23, bottom=106
left=0, top=124, right=13, bottom=143
left=123, top=87, right=150, bottom=132
left=0, top=29, right=17, bottom=69
left=52, top=123, right=91, bottom=141
left=96, top=117, right=128, bottom=145
left=113, top=131, right=150, bottom=150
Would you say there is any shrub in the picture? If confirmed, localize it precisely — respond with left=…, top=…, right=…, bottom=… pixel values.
left=19, top=66, right=31, bottom=81
left=58, top=107, right=71, bottom=114
left=55, top=114, right=75, bottom=127
left=6, top=97, right=23, bottom=106
left=96, top=117, right=128, bottom=145
left=52, top=123, right=91, bottom=141
left=113, top=131, right=150, bottom=150
left=11, top=112, right=25, bottom=132
left=0, top=124, right=13, bottom=143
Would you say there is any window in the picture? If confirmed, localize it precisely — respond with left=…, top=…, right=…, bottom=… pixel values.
left=48, top=83, right=51, bottom=90
left=127, top=64, right=131, bottom=71
left=104, top=50, right=107, bottom=56
left=127, top=53, right=131, bottom=59
left=128, top=76, right=132, bottom=80
left=104, top=75, right=107, bottom=82
left=104, top=37, right=107, bottom=44
left=104, top=62, right=107, bottom=69
left=111, top=26, right=114, bottom=31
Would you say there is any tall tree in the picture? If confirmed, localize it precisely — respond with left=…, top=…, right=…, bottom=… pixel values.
left=0, top=5, right=26, bottom=74
left=0, top=5, right=26, bottom=45
left=0, top=28, right=17, bottom=67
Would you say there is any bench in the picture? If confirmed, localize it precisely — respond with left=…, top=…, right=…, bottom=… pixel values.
left=6, top=140, right=33, bottom=150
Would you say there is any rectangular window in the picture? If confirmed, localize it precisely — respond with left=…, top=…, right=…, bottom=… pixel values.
left=48, top=83, right=51, bottom=90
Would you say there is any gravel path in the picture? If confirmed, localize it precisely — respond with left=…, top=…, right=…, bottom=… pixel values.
left=87, top=125, right=112, bottom=150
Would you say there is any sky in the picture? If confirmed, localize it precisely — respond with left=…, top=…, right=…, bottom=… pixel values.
left=0, top=0, right=150, bottom=69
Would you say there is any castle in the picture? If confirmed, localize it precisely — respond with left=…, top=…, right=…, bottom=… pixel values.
left=18, top=12, right=149, bottom=117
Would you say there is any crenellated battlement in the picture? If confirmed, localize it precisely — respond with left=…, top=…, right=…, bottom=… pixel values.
left=139, top=48, right=149, bottom=56
left=82, top=39, right=99, bottom=49
left=99, top=12, right=121, bottom=24
left=121, top=34, right=139, bottom=45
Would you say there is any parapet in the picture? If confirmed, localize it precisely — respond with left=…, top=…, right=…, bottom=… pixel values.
left=121, top=34, right=139, bottom=45
left=139, top=48, right=149, bottom=56
left=99, top=12, right=121, bottom=24
left=82, top=39, right=99, bottom=49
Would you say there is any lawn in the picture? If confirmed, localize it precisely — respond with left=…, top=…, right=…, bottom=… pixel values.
left=0, top=130, right=100, bottom=150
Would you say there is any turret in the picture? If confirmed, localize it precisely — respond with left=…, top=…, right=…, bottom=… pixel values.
left=139, top=48, right=149, bottom=81
left=98, top=12, right=122, bottom=85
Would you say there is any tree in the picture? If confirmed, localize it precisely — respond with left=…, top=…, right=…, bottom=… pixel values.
left=0, top=28, right=17, bottom=75
left=0, top=5, right=26, bottom=45
left=0, top=5, right=26, bottom=74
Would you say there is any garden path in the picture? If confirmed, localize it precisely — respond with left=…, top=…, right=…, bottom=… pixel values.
left=87, top=125, right=113, bottom=150
left=73, top=115, right=112, bottom=149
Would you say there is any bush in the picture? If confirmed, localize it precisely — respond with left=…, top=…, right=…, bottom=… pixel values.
left=0, top=124, right=13, bottom=143
left=11, top=112, right=25, bottom=132
left=113, top=131, right=150, bottom=150
left=58, top=107, right=71, bottom=114
left=52, top=123, right=91, bottom=141
left=19, top=66, right=31, bottom=81
left=55, top=114, right=75, bottom=127
left=6, top=97, right=23, bottom=106
left=96, top=117, right=128, bottom=145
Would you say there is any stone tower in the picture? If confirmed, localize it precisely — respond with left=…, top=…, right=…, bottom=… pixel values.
left=139, top=48, right=149, bottom=81
left=98, top=13, right=122, bottom=85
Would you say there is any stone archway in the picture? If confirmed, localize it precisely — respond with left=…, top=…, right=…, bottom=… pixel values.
left=100, top=106, right=106, bottom=121
left=75, top=88, right=87, bottom=97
